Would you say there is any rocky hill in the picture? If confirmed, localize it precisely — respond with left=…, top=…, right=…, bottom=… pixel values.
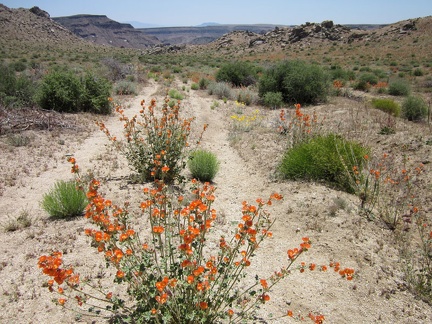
left=0, top=5, right=84, bottom=48
left=53, top=14, right=161, bottom=48
left=207, top=19, right=419, bottom=52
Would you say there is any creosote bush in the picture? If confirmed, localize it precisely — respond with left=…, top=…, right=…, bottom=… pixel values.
left=259, top=60, right=329, bottom=105
left=280, top=133, right=369, bottom=193
left=262, top=91, right=283, bottom=109
left=402, top=95, right=428, bottom=121
left=388, top=79, right=411, bottom=96
left=37, top=69, right=112, bottom=114
left=0, top=62, right=36, bottom=108
left=40, top=179, right=87, bottom=219
left=215, top=61, right=258, bottom=87
left=188, top=149, right=219, bottom=182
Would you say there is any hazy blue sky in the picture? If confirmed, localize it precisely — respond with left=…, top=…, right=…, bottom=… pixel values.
left=2, top=0, right=431, bottom=27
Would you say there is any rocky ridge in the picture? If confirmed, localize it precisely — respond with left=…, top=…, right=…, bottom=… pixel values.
left=53, top=14, right=161, bottom=48
left=0, top=5, right=81, bottom=46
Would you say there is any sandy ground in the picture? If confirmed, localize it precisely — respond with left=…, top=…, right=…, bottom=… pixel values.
left=0, top=80, right=431, bottom=323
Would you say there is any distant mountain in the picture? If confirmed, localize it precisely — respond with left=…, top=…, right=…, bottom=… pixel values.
left=53, top=14, right=161, bottom=48
left=196, top=22, right=221, bottom=27
left=125, top=21, right=162, bottom=28
left=139, top=24, right=286, bottom=45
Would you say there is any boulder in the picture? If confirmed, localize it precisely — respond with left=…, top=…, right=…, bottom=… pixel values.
left=321, top=20, right=334, bottom=29
left=29, top=6, right=50, bottom=19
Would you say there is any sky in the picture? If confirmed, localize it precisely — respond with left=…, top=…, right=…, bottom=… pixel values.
left=2, top=0, right=432, bottom=27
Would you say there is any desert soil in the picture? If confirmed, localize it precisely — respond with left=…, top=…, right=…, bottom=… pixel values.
left=0, top=80, right=431, bottom=323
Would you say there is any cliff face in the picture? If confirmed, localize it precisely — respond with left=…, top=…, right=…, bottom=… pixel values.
left=53, top=15, right=161, bottom=48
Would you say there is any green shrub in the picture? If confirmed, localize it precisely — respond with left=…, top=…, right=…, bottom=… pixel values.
left=329, top=67, right=355, bottom=81
left=168, top=89, right=184, bottom=100
left=402, top=96, right=428, bottom=121
left=41, top=180, right=87, bottom=219
left=36, top=69, right=83, bottom=113
left=198, top=77, right=210, bottom=89
left=12, top=61, right=27, bottom=72
left=413, top=68, right=424, bottom=76
left=216, top=61, right=258, bottom=87
left=353, top=80, right=370, bottom=91
left=114, top=81, right=137, bottom=95
left=371, top=98, right=401, bottom=117
left=262, top=91, right=283, bottom=109
left=207, top=82, right=233, bottom=100
left=188, top=149, right=219, bottom=182
left=80, top=73, right=112, bottom=114
left=258, top=60, right=330, bottom=105
left=388, top=79, right=411, bottom=96
left=191, top=83, right=199, bottom=90
left=279, top=134, right=368, bottom=193
left=358, top=73, right=379, bottom=85
left=0, top=63, right=36, bottom=107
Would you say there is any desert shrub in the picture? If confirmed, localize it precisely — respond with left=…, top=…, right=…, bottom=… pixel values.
left=358, top=73, right=379, bottom=86
left=101, top=57, right=132, bottom=81
left=329, top=67, right=355, bottom=81
left=188, top=149, right=219, bottom=182
left=40, top=180, right=87, bottom=219
left=388, top=79, right=411, bottom=96
left=236, top=88, right=258, bottom=106
left=6, top=134, right=31, bottom=147
left=207, top=81, right=233, bottom=100
left=258, top=60, right=330, bottom=105
left=372, top=69, right=387, bottom=79
left=353, top=79, right=370, bottom=91
left=36, top=69, right=83, bottom=113
left=191, top=83, right=199, bottom=90
left=80, top=73, right=112, bottom=115
left=262, top=91, right=283, bottom=109
left=198, top=77, right=210, bottom=89
left=279, top=134, right=369, bottom=193
left=168, top=89, right=184, bottom=100
left=12, top=61, right=27, bottom=72
left=402, top=96, right=428, bottom=121
left=0, top=63, right=36, bottom=107
left=215, top=61, right=258, bottom=87
left=413, top=68, right=424, bottom=76
left=371, top=98, right=401, bottom=117
left=114, top=81, right=137, bottom=95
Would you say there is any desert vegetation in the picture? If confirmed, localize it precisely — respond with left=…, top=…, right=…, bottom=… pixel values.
left=1, top=5, right=432, bottom=324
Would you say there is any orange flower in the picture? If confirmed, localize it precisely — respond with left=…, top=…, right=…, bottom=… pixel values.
left=198, top=301, right=208, bottom=310
left=260, top=279, right=268, bottom=290
left=227, top=309, right=234, bottom=317
left=261, top=294, right=270, bottom=302
left=161, top=166, right=170, bottom=173
left=58, top=298, right=66, bottom=306
left=187, top=275, right=195, bottom=284
left=152, top=226, right=164, bottom=234
left=106, top=292, right=113, bottom=299
left=116, top=270, right=125, bottom=278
